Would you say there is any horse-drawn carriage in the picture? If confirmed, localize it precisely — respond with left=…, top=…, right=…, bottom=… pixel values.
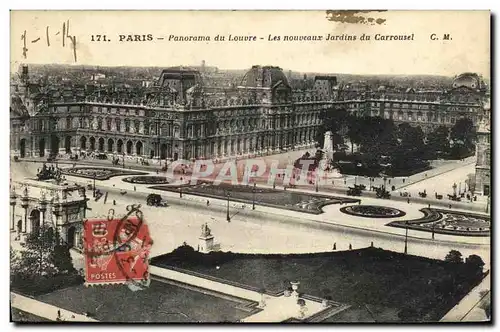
left=146, top=194, right=168, bottom=207
left=375, top=186, right=391, bottom=199
left=347, top=186, right=362, bottom=196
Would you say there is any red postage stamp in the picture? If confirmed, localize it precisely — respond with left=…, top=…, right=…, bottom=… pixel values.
left=83, top=206, right=153, bottom=286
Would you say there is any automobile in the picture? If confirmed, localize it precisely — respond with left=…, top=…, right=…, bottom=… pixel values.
left=146, top=193, right=167, bottom=207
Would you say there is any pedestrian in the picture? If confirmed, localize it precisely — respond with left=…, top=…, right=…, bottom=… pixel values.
left=403, top=178, right=405, bottom=183
left=349, top=244, right=352, bottom=250
left=428, top=203, right=430, bottom=209
left=333, top=243, right=336, bottom=250
left=449, top=204, right=452, bottom=209
left=134, top=186, right=136, bottom=191
left=407, top=198, right=410, bottom=204
left=113, top=199, right=116, bottom=205
left=370, top=241, right=374, bottom=247
left=206, top=200, right=210, bottom=207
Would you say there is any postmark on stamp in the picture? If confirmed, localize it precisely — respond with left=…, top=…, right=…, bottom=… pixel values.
left=83, top=204, right=153, bottom=288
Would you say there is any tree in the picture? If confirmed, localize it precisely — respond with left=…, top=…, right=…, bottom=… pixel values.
left=16, top=226, right=60, bottom=277
left=465, top=255, right=485, bottom=274
left=318, top=108, right=350, bottom=149
left=426, top=125, right=450, bottom=157
left=357, top=116, right=397, bottom=157
left=346, top=115, right=363, bottom=154
left=450, top=118, right=476, bottom=157
left=444, top=250, right=463, bottom=264
left=397, top=123, right=426, bottom=160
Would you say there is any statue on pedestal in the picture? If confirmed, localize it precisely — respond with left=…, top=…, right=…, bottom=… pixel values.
left=201, top=223, right=211, bottom=237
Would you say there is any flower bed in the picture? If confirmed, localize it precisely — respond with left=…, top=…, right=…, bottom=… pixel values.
left=122, top=176, right=171, bottom=185
left=387, top=208, right=490, bottom=236
left=340, top=205, right=406, bottom=218
left=61, top=167, right=146, bottom=180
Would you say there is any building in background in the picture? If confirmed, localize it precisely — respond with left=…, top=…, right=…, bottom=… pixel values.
left=474, top=100, right=491, bottom=197
left=10, top=65, right=326, bottom=162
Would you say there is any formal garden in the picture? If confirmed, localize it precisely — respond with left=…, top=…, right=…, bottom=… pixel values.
left=35, top=279, right=255, bottom=323
left=122, top=175, right=172, bottom=185
left=10, top=308, right=50, bottom=323
left=60, top=167, right=146, bottom=180
left=151, top=181, right=359, bottom=214
left=388, top=208, right=490, bottom=236
left=151, top=245, right=487, bottom=322
left=340, top=205, right=406, bottom=218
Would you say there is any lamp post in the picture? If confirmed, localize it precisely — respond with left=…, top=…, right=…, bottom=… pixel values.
left=10, top=188, right=17, bottom=231
left=122, top=152, right=126, bottom=168
left=315, top=167, right=319, bottom=193
left=93, top=172, right=97, bottom=198
left=21, top=188, right=29, bottom=234
left=252, top=183, right=256, bottom=210
left=226, top=191, right=231, bottom=222
left=404, top=221, right=409, bottom=254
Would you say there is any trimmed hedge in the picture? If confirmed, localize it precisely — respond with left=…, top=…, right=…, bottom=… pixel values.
left=11, top=273, right=84, bottom=296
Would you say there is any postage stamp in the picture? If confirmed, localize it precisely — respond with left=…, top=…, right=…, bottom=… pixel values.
left=83, top=205, right=153, bottom=286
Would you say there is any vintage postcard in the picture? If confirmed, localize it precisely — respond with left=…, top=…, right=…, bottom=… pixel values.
left=9, top=10, right=491, bottom=323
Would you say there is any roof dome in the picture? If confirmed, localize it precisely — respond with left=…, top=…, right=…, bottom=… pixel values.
left=452, top=73, right=482, bottom=90
left=240, top=65, right=290, bottom=88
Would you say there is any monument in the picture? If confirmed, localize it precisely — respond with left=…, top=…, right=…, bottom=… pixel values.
left=320, top=131, right=343, bottom=178
left=11, top=178, right=88, bottom=249
left=199, top=223, right=214, bottom=254
left=323, top=131, right=334, bottom=164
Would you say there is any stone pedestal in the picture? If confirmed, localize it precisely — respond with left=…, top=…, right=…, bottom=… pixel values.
left=291, top=281, right=300, bottom=299
left=198, top=223, right=214, bottom=253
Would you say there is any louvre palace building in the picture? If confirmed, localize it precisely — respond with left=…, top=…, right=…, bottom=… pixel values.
left=10, top=65, right=489, bottom=163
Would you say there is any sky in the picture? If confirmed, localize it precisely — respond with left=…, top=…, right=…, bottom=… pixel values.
left=10, top=10, right=490, bottom=77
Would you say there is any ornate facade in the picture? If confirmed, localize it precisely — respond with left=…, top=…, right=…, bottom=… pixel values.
left=10, top=66, right=488, bottom=163
left=333, top=73, right=489, bottom=133
left=474, top=101, right=491, bottom=196
left=10, top=65, right=328, bottom=162
left=10, top=179, right=88, bottom=248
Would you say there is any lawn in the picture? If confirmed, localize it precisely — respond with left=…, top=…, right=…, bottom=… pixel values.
left=10, top=308, right=51, bottom=323
left=36, top=278, right=255, bottom=323
left=151, top=181, right=358, bottom=214
left=151, top=246, right=486, bottom=322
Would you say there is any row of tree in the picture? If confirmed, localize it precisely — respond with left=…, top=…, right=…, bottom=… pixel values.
left=318, top=109, right=477, bottom=164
